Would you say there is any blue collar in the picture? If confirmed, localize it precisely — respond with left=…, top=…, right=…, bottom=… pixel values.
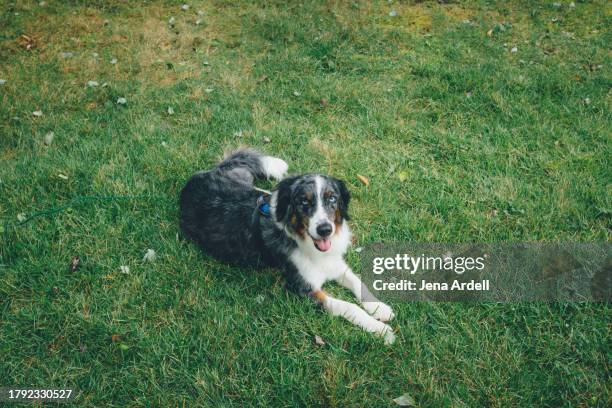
left=257, top=194, right=271, bottom=217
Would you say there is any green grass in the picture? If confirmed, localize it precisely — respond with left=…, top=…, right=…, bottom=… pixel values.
left=1, top=0, right=610, bottom=406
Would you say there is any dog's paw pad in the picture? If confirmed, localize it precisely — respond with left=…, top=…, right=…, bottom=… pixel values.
left=260, top=156, right=288, bottom=181
left=364, top=302, right=395, bottom=322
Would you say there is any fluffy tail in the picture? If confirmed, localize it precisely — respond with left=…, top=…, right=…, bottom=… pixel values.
left=218, top=149, right=288, bottom=183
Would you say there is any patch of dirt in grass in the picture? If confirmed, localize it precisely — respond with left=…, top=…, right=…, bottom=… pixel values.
left=332, top=2, right=476, bottom=33
left=134, top=17, right=200, bottom=87
left=132, top=9, right=253, bottom=90
left=389, top=3, right=435, bottom=31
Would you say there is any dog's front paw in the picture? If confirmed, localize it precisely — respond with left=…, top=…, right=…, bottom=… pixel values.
left=364, top=302, right=395, bottom=322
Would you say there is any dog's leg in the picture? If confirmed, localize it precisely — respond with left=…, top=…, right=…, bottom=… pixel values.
left=335, top=264, right=395, bottom=322
left=259, top=156, right=288, bottom=181
left=312, top=290, right=395, bottom=344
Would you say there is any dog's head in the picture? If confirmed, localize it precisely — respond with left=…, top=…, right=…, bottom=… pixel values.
left=272, top=174, right=350, bottom=252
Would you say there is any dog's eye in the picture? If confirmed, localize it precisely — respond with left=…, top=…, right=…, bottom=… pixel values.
left=328, top=196, right=337, bottom=204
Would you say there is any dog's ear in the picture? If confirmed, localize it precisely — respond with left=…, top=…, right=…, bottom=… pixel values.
left=334, top=178, right=351, bottom=221
left=273, top=176, right=298, bottom=222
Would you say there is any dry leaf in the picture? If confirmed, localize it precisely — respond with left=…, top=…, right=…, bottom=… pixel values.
left=356, top=174, right=369, bottom=186
left=32, top=110, right=43, bottom=117
left=43, top=131, right=54, bottom=146
left=393, top=393, right=416, bottom=406
left=17, top=213, right=26, bottom=222
left=86, top=102, right=97, bottom=110
left=487, top=29, right=493, bottom=37
left=319, top=98, right=328, bottom=108
left=17, top=34, right=38, bottom=51
left=111, top=334, right=121, bottom=343
left=70, top=256, right=81, bottom=272
left=314, top=335, right=325, bottom=346
left=117, top=97, right=127, bottom=105
left=143, top=248, right=156, bottom=262
left=258, top=75, right=268, bottom=82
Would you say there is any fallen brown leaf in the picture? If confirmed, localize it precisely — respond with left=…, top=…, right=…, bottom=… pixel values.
left=111, top=334, right=121, bottom=343
left=314, top=335, right=326, bottom=346
left=17, top=34, right=39, bottom=50
left=356, top=174, right=369, bottom=186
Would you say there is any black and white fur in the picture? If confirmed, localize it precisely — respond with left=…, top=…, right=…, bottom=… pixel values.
left=180, top=149, right=395, bottom=343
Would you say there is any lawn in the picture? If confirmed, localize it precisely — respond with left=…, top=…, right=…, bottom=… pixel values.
left=0, top=0, right=610, bottom=406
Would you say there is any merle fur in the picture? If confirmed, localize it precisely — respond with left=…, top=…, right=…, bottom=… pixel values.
left=179, top=149, right=350, bottom=295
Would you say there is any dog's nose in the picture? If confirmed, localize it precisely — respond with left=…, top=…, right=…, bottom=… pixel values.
left=316, top=223, right=333, bottom=238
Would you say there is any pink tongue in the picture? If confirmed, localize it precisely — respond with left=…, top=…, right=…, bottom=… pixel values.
left=314, top=238, right=332, bottom=252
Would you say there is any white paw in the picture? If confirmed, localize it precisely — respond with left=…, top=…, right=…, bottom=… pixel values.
left=260, top=156, right=288, bottom=181
left=363, top=302, right=395, bottom=322
left=381, top=324, right=396, bottom=345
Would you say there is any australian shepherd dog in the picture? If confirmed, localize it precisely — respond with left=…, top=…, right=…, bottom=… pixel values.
left=179, top=149, right=395, bottom=343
